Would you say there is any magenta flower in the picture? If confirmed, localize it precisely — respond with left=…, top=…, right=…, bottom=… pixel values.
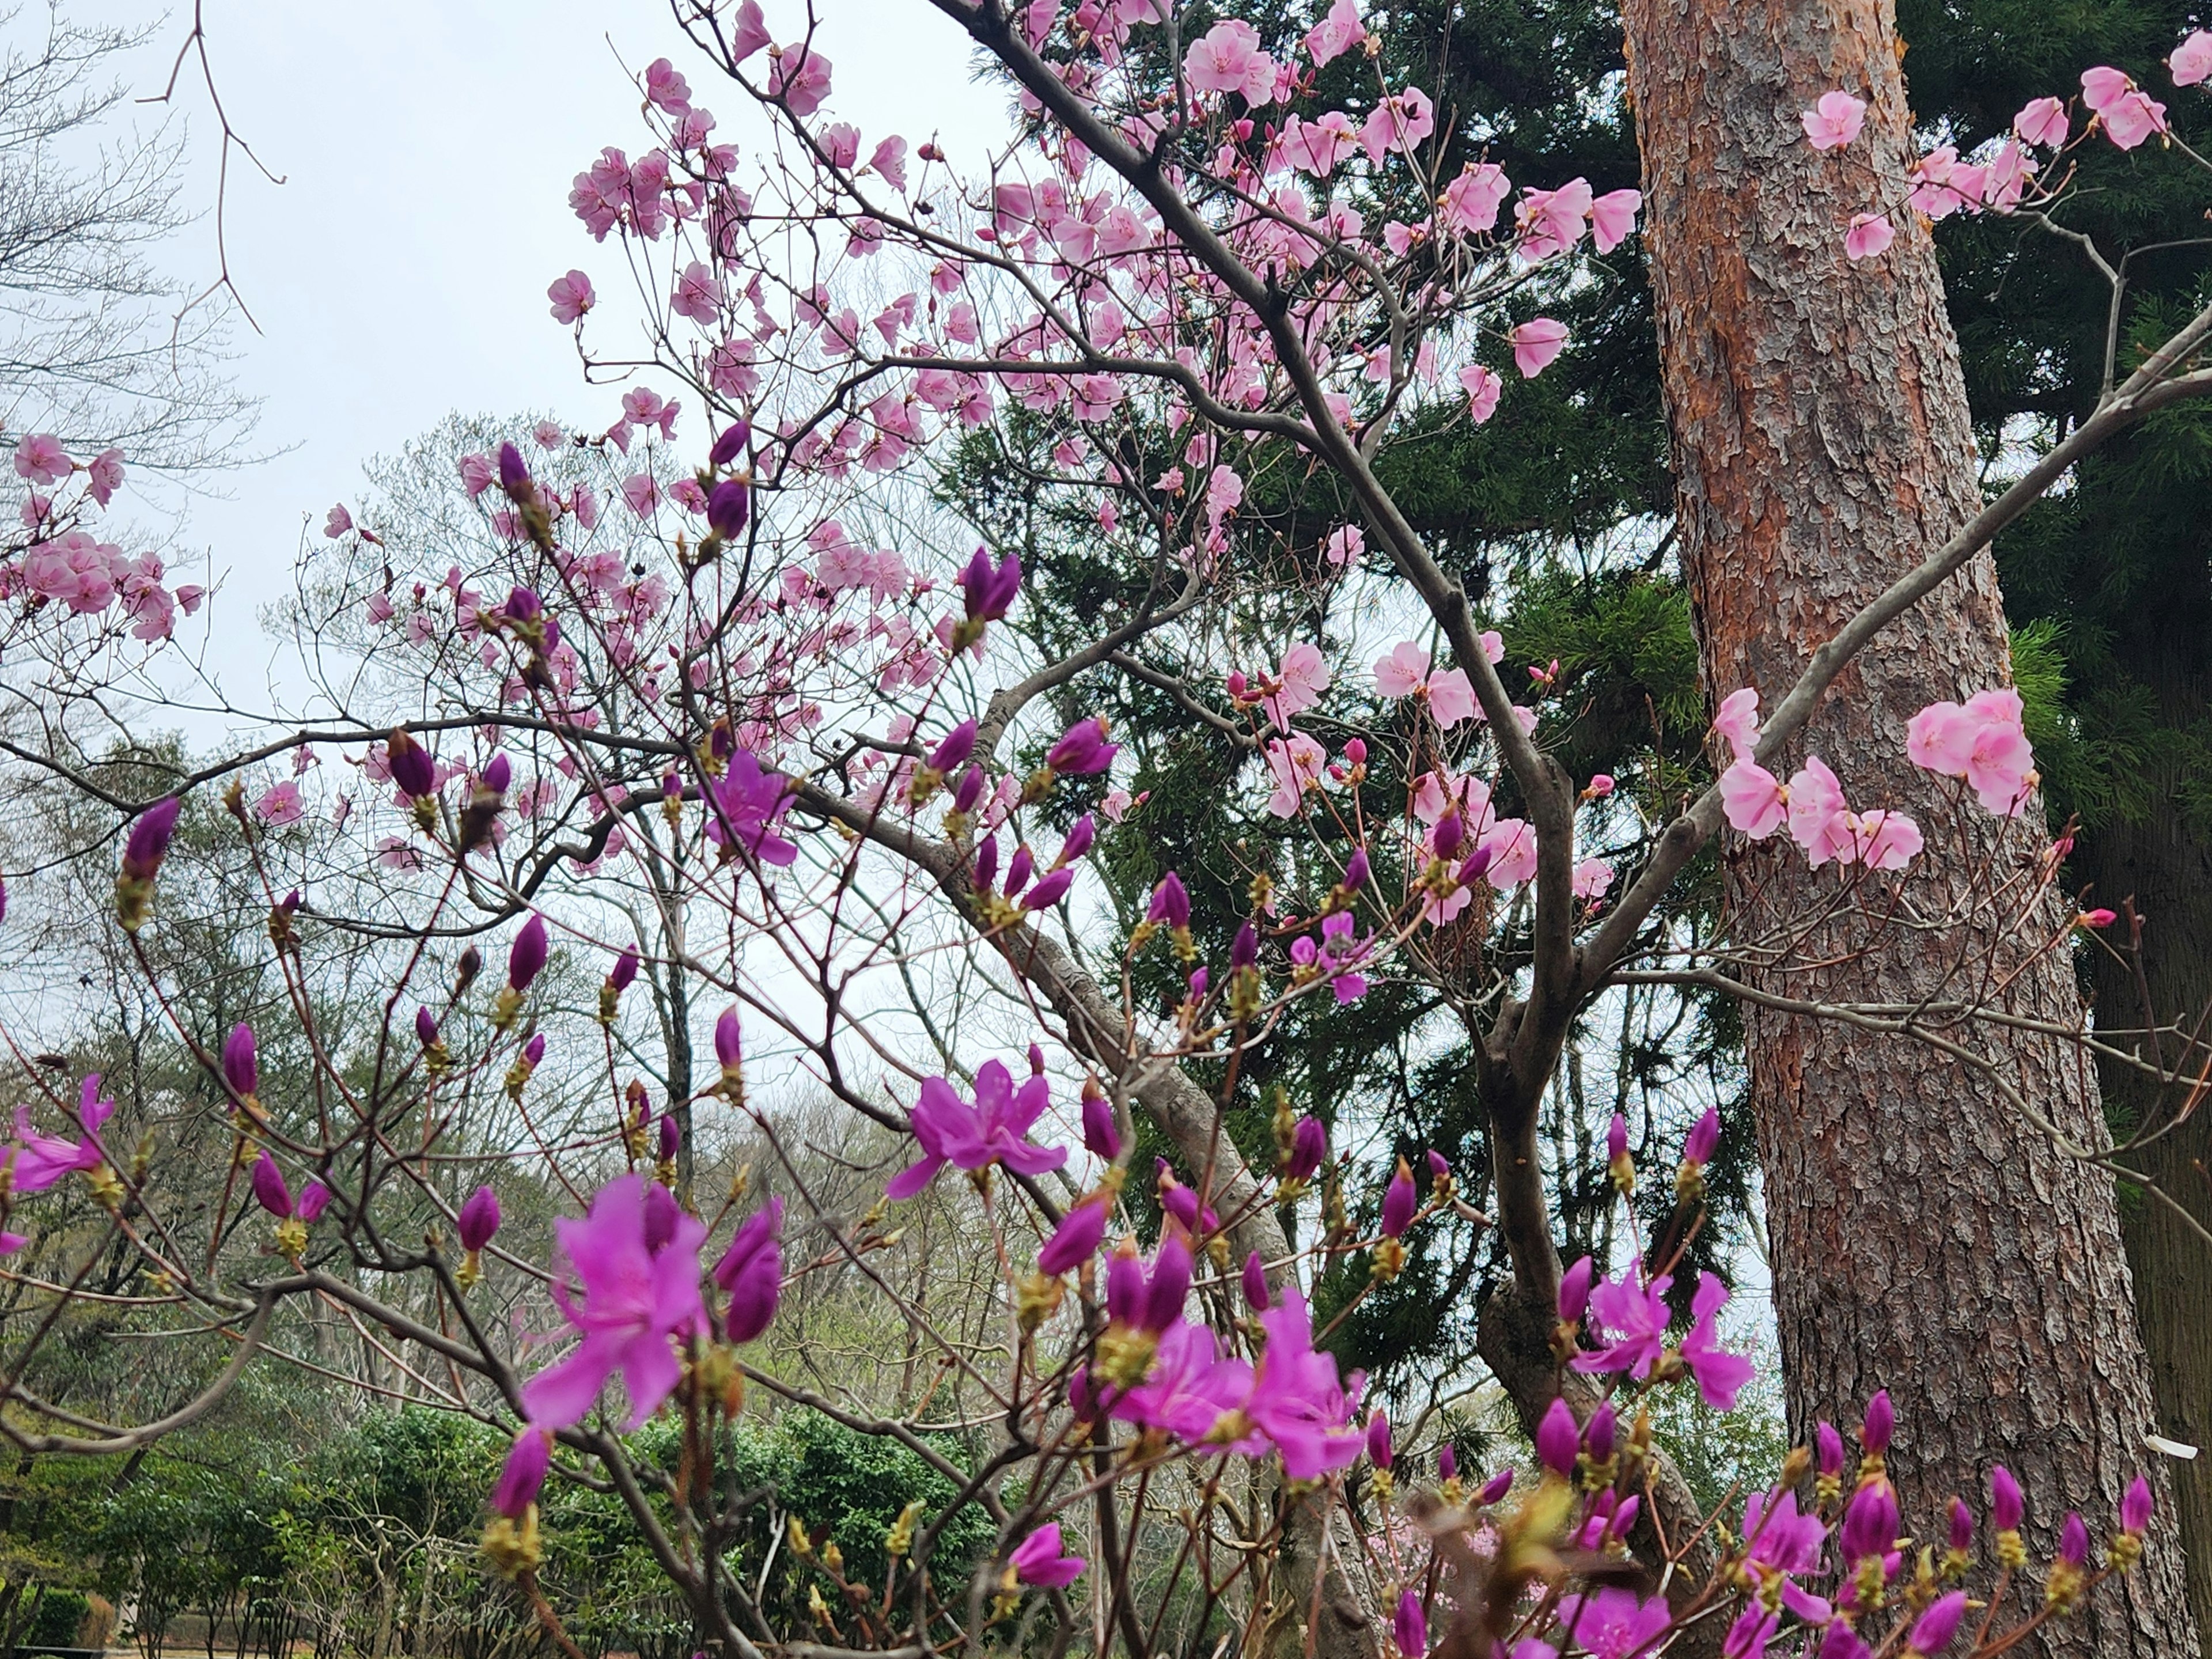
left=715, top=1006, right=743, bottom=1071
left=251, top=1150, right=294, bottom=1218
left=1283, top=1115, right=1327, bottom=1180
left=1475, top=1467, right=1513, bottom=1504
left=1146, top=872, right=1191, bottom=927
left=296, top=1180, right=331, bottom=1223
left=1907, top=1590, right=1968, bottom=1656
left=885, top=1060, right=1067, bottom=1198
left=1242, top=1250, right=1270, bottom=1311
left=706, top=478, right=750, bottom=539
left=1037, top=1198, right=1108, bottom=1275
left=928, top=719, right=978, bottom=775
left=1992, top=1464, right=2024, bottom=1532
left=1743, top=1489, right=1825, bottom=1577
left=1949, top=1498, right=1973, bottom=1554
left=120, top=796, right=182, bottom=881
left=1817, top=1421, right=1846, bottom=1480
left=520, top=1173, right=707, bottom=1431
left=1080, top=1087, right=1120, bottom=1160
left=704, top=749, right=798, bottom=866
left=608, top=948, right=639, bottom=995
left=2122, top=1474, right=2153, bottom=1536
left=1244, top=1289, right=1363, bottom=1479
left=222, top=1023, right=258, bottom=1098
left=1392, top=1590, right=1426, bottom=1659
left=493, top=1427, right=551, bottom=1518
left=459, top=1185, right=502, bottom=1252
left=1683, top=1273, right=1755, bottom=1410
left=507, top=915, right=549, bottom=993
left=1684, top=1107, right=1720, bottom=1167
left=1008, top=1523, right=1086, bottom=1587
left=2058, top=1510, right=2089, bottom=1566
left=1551, top=1586, right=1671, bottom=1659
left=713, top=1197, right=783, bottom=1343
left=7, top=1076, right=116, bottom=1192
left=385, top=730, right=436, bottom=799
left=1380, top=1158, right=1417, bottom=1238
left=1046, top=716, right=1118, bottom=775
left=1535, top=1396, right=1579, bottom=1477
left=959, top=546, right=1022, bottom=623
left=1366, top=1407, right=1392, bottom=1468
left=1839, top=1479, right=1899, bottom=1566
left=1571, top=1264, right=1672, bottom=1380
left=1862, top=1388, right=1894, bottom=1456
left=1559, top=1255, right=1594, bottom=1323
left=1111, top=1318, right=1252, bottom=1441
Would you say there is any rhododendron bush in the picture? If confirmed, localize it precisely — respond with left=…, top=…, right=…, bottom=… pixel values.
left=5, top=3, right=2212, bottom=1658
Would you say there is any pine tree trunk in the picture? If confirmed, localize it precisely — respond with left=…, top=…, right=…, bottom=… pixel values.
left=2073, top=606, right=2212, bottom=1650
left=1619, top=1, right=2196, bottom=1650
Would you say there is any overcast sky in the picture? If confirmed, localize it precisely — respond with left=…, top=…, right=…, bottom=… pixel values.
left=68, top=0, right=1014, bottom=682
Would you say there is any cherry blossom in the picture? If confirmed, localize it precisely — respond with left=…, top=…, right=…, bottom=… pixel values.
left=1844, top=213, right=1895, bottom=260
left=1801, top=90, right=1868, bottom=150
left=1508, top=317, right=1568, bottom=377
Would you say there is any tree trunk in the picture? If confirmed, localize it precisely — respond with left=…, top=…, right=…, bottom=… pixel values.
left=1619, top=1, right=2196, bottom=1652
left=2073, top=593, right=2212, bottom=1649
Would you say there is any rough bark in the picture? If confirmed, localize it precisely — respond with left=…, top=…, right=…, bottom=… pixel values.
left=1619, top=1, right=2196, bottom=1650
left=2073, top=587, right=2212, bottom=1649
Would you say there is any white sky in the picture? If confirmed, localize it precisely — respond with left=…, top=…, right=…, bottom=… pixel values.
left=70, top=0, right=1016, bottom=673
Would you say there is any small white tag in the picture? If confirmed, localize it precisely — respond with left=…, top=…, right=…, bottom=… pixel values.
left=2146, top=1434, right=2200, bottom=1461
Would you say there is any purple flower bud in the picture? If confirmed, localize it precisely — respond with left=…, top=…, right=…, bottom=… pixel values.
left=1455, top=844, right=1494, bottom=888
left=1907, top=1590, right=1967, bottom=1657
left=497, top=441, right=531, bottom=500
left=1535, top=1397, right=1579, bottom=1478
left=609, top=947, right=639, bottom=993
left=1285, top=1116, right=1327, bottom=1181
left=1391, top=1590, right=1425, bottom=1659
left=1948, top=1497, right=1972, bottom=1553
left=1991, top=1465, right=2024, bottom=1532
left=1081, top=1087, right=1120, bottom=1160
left=415, top=1006, right=440, bottom=1048
left=1045, top=715, right=1118, bottom=775
left=507, top=914, right=549, bottom=993
left=1022, top=868, right=1074, bottom=910
left=1230, top=921, right=1259, bottom=970
left=1817, top=1421, right=1845, bottom=1479
left=1585, top=1400, right=1616, bottom=1464
left=251, top=1150, right=293, bottom=1219
left=1839, top=1480, right=1899, bottom=1564
left=522, top=1033, right=546, bottom=1068
left=1038, top=1198, right=1108, bottom=1275
left=715, top=1006, right=743, bottom=1069
left=951, top=764, right=985, bottom=813
left=1433, top=811, right=1464, bottom=862
left=1105, top=1246, right=1145, bottom=1324
left=714, top=1197, right=784, bottom=1343
left=1684, top=1106, right=1720, bottom=1167
left=493, top=1427, right=550, bottom=1518
left=1381, top=1158, right=1417, bottom=1238
left=1366, top=1407, right=1392, bottom=1469
left=707, top=477, right=751, bottom=539
left=1437, top=1444, right=1456, bottom=1483
left=503, top=586, right=543, bottom=624
left=928, top=719, right=978, bottom=774
left=1003, top=844, right=1035, bottom=897
left=459, top=1185, right=501, bottom=1252
left=222, top=1023, right=257, bottom=1098
left=1147, top=872, right=1191, bottom=928
left=1559, top=1255, right=1594, bottom=1324
left=1142, top=1234, right=1192, bottom=1332
left=643, top=1180, right=681, bottom=1253
left=959, top=546, right=1022, bottom=623
left=1475, top=1467, right=1513, bottom=1504
left=2122, top=1474, right=2153, bottom=1536
left=657, top=1112, right=681, bottom=1162
left=296, top=1180, right=331, bottom=1224
left=385, top=729, right=435, bottom=800
left=1028, top=1043, right=1046, bottom=1075
left=1187, top=966, right=1208, bottom=999
left=1862, top=1390, right=1893, bottom=1457
left=482, top=752, right=512, bottom=794
left=1605, top=1111, right=1628, bottom=1164
left=972, top=834, right=999, bottom=894
left=662, top=770, right=684, bottom=804
left=1059, top=814, right=1095, bottom=865
left=1426, top=1149, right=1449, bottom=1181
left=1242, top=1249, right=1270, bottom=1312
left=709, top=421, right=751, bottom=468
left=1342, top=848, right=1369, bottom=892
left=121, top=796, right=182, bottom=881
left=2058, top=1511, right=2089, bottom=1566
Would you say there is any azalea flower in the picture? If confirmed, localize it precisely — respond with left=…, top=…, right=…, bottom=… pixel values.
left=1571, top=1264, right=1672, bottom=1380
left=1508, top=317, right=1568, bottom=377
left=6, top=1075, right=115, bottom=1192
left=1009, top=1523, right=1087, bottom=1587
left=1244, top=1289, right=1363, bottom=1478
left=520, top=1174, right=708, bottom=1430
left=1551, top=1586, right=1672, bottom=1659
left=1681, top=1272, right=1754, bottom=1409
left=1801, top=90, right=1868, bottom=150
left=1260, top=642, right=1330, bottom=730
left=705, top=749, right=798, bottom=865
left=887, top=1060, right=1068, bottom=1198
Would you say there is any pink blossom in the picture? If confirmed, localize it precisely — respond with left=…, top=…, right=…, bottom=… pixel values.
left=1907, top=689, right=2035, bottom=814
left=887, top=1060, right=1068, bottom=1197
left=1508, top=317, right=1567, bottom=377
left=1571, top=1264, right=1672, bottom=1380
left=1459, top=364, right=1503, bottom=423
left=1802, top=90, right=1868, bottom=150
left=254, top=781, right=305, bottom=827
left=1427, top=667, right=1477, bottom=727
left=1714, top=687, right=1760, bottom=759
left=769, top=44, right=834, bottom=116
left=1589, top=188, right=1641, bottom=252
left=1515, top=178, right=1592, bottom=259
left=1263, top=642, right=1330, bottom=729
left=2081, top=65, right=2134, bottom=111
left=1374, top=640, right=1431, bottom=699
left=2175, top=31, right=2212, bottom=86
left=1304, top=0, right=1363, bottom=66
left=1573, top=858, right=1615, bottom=900
left=458, top=453, right=495, bottom=497
left=1785, top=756, right=1854, bottom=866
left=1361, top=86, right=1435, bottom=161
left=1324, top=524, right=1365, bottom=566
left=2103, top=88, right=2168, bottom=148
left=671, top=261, right=722, bottom=324
left=548, top=269, right=596, bottom=323
left=1185, top=20, right=1275, bottom=103
left=84, top=448, right=123, bottom=507
left=1264, top=733, right=1328, bottom=817
left=1681, top=1272, right=1754, bottom=1410
left=1244, top=1289, right=1364, bottom=1478
left=13, top=433, right=68, bottom=486
left=1009, top=1524, right=1087, bottom=1587
left=1278, top=111, right=1357, bottom=175
left=520, top=1174, right=707, bottom=1431
left=1719, top=760, right=1787, bottom=839
left=2014, top=95, right=2070, bottom=146
left=1550, top=1587, right=1671, bottom=1659
left=1480, top=819, right=1537, bottom=888
left=1850, top=809, right=1923, bottom=872
left=1440, top=162, right=1509, bottom=235
left=323, top=505, right=353, bottom=539
left=1844, top=213, right=1895, bottom=260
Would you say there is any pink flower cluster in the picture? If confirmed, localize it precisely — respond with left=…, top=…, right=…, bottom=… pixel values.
left=1906, top=688, right=2037, bottom=816
left=1714, top=690, right=1925, bottom=871
left=4, top=436, right=199, bottom=640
